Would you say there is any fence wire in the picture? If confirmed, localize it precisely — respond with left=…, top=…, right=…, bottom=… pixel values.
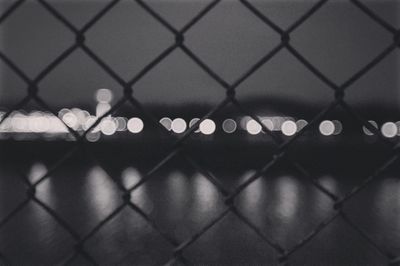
left=0, top=0, right=400, bottom=265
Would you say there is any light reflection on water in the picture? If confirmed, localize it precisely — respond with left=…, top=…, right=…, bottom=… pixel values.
left=121, top=167, right=153, bottom=212
left=271, top=175, right=300, bottom=243
left=121, top=167, right=141, bottom=188
left=166, top=171, right=188, bottom=216
left=2, top=162, right=400, bottom=264
left=239, top=170, right=265, bottom=224
left=87, top=166, right=119, bottom=220
left=374, top=178, right=400, bottom=248
left=29, top=162, right=53, bottom=203
left=28, top=162, right=47, bottom=184
left=192, top=172, right=219, bottom=218
left=274, top=175, right=299, bottom=222
left=240, top=170, right=262, bottom=207
left=27, top=163, right=58, bottom=250
left=17, top=164, right=400, bottom=238
left=313, top=175, right=338, bottom=218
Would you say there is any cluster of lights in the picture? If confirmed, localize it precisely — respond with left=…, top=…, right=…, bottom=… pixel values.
left=0, top=111, right=67, bottom=134
left=363, top=120, right=400, bottom=138
left=158, top=116, right=344, bottom=137
left=239, top=116, right=309, bottom=136
left=319, top=120, right=343, bottom=136
left=159, top=117, right=217, bottom=135
left=241, top=117, right=342, bottom=136
left=0, top=110, right=145, bottom=138
left=1, top=89, right=400, bottom=140
left=0, top=89, right=146, bottom=142
left=1, top=110, right=394, bottom=140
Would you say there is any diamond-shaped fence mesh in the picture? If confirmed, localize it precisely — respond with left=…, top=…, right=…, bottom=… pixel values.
left=0, top=0, right=400, bottom=265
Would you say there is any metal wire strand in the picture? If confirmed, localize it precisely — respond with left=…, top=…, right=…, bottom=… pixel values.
left=0, top=0, right=399, bottom=265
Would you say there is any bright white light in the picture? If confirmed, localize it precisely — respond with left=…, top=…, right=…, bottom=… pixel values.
left=381, top=122, right=397, bottom=138
left=58, top=108, right=70, bottom=119
left=261, top=118, right=274, bottom=131
left=332, top=120, right=343, bottom=135
left=100, top=118, right=117, bottom=136
left=222, top=119, right=237, bottom=133
left=0, top=117, right=11, bottom=132
left=72, top=108, right=89, bottom=127
left=363, top=120, right=378, bottom=136
left=127, top=117, right=144, bottom=133
left=96, top=103, right=111, bottom=117
left=319, top=120, right=335, bottom=136
left=62, top=112, right=78, bottom=129
left=171, top=118, right=187, bottom=134
left=296, top=119, right=308, bottom=132
left=96, top=88, right=113, bottom=103
left=240, top=116, right=252, bottom=130
left=199, top=119, right=216, bottom=135
left=48, top=116, right=67, bottom=133
left=246, top=120, right=262, bottom=135
left=34, top=116, right=50, bottom=133
left=28, top=112, right=51, bottom=133
left=160, top=117, right=172, bottom=131
left=281, top=120, right=297, bottom=136
left=11, top=114, right=27, bottom=132
left=83, top=116, right=100, bottom=133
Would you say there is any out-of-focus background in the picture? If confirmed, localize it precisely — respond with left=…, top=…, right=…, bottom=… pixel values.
left=1, top=0, right=400, bottom=265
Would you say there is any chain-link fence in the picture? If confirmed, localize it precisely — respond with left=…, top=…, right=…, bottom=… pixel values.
left=0, top=0, right=400, bottom=265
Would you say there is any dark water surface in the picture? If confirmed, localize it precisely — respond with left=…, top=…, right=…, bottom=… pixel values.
left=0, top=140, right=400, bottom=265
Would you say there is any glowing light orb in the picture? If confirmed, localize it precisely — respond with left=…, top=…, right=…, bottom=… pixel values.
left=222, top=119, right=237, bottom=133
left=96, top=103, right=111, bottom=117
left=246, top=120, right=262, bottom=135
left=381, top=122, right=397, bottom=138
left=62, top=112, right=78, bottom=130
left=319, top=120, right=335, bottom=136
left=96, top=88, right=113, bottom=103
left=199, top=119, right=216, bottom=135
left=100, top=118, right=117, bottom=136
left=127, top=117, right=144, bottom=133
left=281, top=120, right=297, bottom=136
left=171, top=118, right=187, bottom=134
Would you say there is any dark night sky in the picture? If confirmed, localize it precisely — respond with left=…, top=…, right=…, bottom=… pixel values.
left=0, top=0, right=399, bottom=112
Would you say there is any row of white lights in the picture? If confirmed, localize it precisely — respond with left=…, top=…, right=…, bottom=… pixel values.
left=2, top=110, right=400, bottom=139
left=92, top=89, right=400, bottom=138
left=161, top=117, right=343, bottom=136
left=363, top=120, right=400, bottom=138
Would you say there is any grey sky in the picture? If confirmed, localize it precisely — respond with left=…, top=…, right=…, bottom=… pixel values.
left=0, top=0, right=399, bottom=111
